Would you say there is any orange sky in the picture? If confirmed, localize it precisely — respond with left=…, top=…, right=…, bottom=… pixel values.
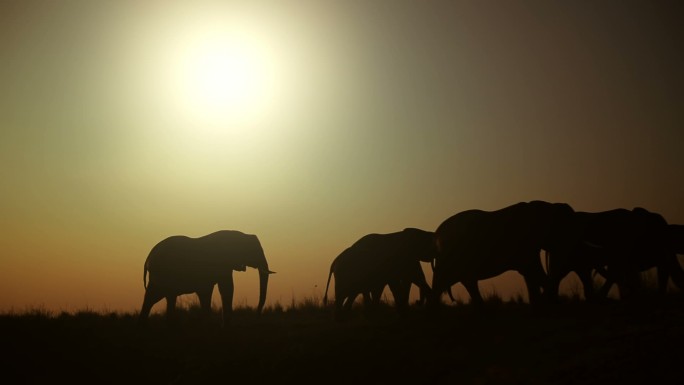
left=1, top=1, right=683, bottom=313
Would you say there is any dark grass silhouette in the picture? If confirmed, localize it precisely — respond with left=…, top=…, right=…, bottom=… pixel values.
left=3, top=293, right=684, bottom=384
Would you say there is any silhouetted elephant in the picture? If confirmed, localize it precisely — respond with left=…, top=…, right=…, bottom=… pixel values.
left=323, top=228, right=437, bottom=320
left=139, top=230, right=274, bottom=327
left=543, top=241, right=609, bottom=302
left=430, top=201, right=577, bottom=307
left=668, top=224, right=684, bottom=255
left=547, top=208, right=684, bottom=300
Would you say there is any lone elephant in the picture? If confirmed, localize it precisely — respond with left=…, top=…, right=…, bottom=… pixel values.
left=139, top=230, right=274, bottom=327
left=323, top=228, right=437, bottom=320
left=430, top=201, right=577, bottom=307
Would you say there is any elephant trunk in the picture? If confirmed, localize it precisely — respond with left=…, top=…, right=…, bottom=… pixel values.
left=427, top=268, right=443, bottom=309
left=257, top=269, right=270, bottom=313
left=248, top=237, right=273, bottom=314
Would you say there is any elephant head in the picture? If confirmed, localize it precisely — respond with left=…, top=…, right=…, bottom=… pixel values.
left=527, top=200, right=578, bottom=255
left=234, top=234, right=275, bottom=313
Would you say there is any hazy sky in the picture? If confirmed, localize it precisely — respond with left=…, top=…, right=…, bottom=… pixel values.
left=1, top=1, right=683, bottom=312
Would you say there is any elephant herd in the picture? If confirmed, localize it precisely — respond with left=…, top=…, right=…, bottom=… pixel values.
left=138, top=200, right=684, bottom=326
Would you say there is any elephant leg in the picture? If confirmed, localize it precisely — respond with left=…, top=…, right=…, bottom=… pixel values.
left=462, top=280, right=483, bottom=306
left=389, top=281, right=410, bottom=315
left=333, top=292, right=346, bottom=322
left=412, top=273, right=432, bottom=306
left=545, top=264, right=570, bottom=303
left=610, top=271, right=631, bottom=300
left=523, top=276, right=542, bottom=305
left=362, top=292, right=373, bottom=316
left=576, top=269, right=596, bottom=302
left=657, top=265, right=670, bottom=296
left=362, top=292, right=371, bottom=306
left=218, top=274, right=235, bottom=327
left=344, top=293, right=359, bottom=311
left=447, top=286, right=457, bottom=303
left=598, top=277, right=614, bottom=299
left=417, top=286, right=427, bottom=306
left=370, top=288, right=382, bottom=307
left=197, top=287, right=213, bottom=316
left=522, top=258, right=549, bottom=305
left=665, top=254, right=684, bottom=291
left=139, top=287, right=164, bottom=324
left=333, top=292, right=358, bottom=321
left=545, top=276, right=561, bottom=303
left=544, top=255, right=565, bottom=303
left=619, top=270, right=642, bottom=300
left=165, top=295, right=177, bottom=324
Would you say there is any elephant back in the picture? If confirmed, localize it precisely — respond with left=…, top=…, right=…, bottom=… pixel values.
left=435, top=201, right=576, bottom=254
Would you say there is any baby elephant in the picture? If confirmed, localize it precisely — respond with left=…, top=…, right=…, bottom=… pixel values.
left=323, top=228, right=437, bottom=320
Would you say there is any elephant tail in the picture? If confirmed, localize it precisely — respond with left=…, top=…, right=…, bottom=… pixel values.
left=323, top=265, right=334, bottom=306
left=143, top=260, right=149, bottom=289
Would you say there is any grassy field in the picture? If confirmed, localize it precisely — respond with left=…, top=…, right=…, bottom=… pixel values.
left=3, top=294, right=684, bottom=384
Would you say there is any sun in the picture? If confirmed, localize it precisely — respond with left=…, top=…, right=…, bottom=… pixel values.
left=159, top=13, right=285, bottom=131
left=179, top=30, right=275, bottom=125
left=190, top=42, right=262, bottom=111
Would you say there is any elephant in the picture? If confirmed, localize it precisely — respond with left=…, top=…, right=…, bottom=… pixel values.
left=430, top=201, right=578, bottom=307
left=546, top=208, right=684, bottom=301
left=323, top=228, right=437, bottom=320
left=668, top=224, right=684, bottom=255
left=138, top=230, right=274, bottom=327
left=543, top=241, right=608, bottom=302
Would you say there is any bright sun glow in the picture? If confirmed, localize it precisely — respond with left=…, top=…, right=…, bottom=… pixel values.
left=179, top=30, right=275, bottom=124
left=190, top=42, right=262, bottom=110
left=155, top=11, right=287, bottom=133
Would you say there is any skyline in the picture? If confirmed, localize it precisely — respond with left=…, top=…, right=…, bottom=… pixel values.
left=1, top=1, right=683, bottom=313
